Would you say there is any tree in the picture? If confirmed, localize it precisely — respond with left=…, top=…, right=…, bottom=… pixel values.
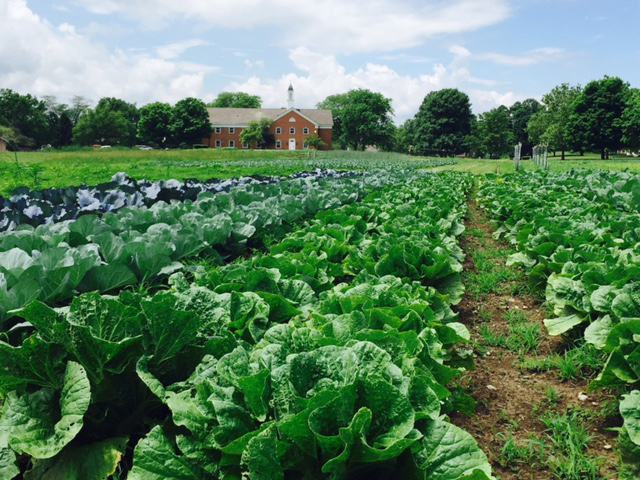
left=171, top=97, right=213, bottom=147
left=240, top=118, right=273, bottom=149
left=41, top=96, right=74, bottom=148
left=529, top=83, right=582, bottom=159
left=412, top=88, right=473, bottom=156
left=317, top=89, right=394, bottom=151
left=0, top=125, right=18, bottom=149
left=138, top=102, right=174, bottom=148
left=68, top=96, right=91, bottom=127
left=621, top=88, right=640, bottom=152
left=394, top=119, right=416, bottom=154
left=72, top=108, right=131, bottom=146
left=509, top=98, right=541, bottom=156
left=476, top=106, right=514, bottom=158
left=0, top=89, right=49, bottom=148
left=72, top=97, right=139, bottom=146
left=95, top=97, right=139, bottom=146
left=208, top=92, right=262, bottom=108
left=566, top=76, right=628, bottom=159
left=304, top=133, right=326, bottom=150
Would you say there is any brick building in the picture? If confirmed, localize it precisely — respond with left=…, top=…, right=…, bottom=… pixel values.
left=205, top=85, right=333, bottom=150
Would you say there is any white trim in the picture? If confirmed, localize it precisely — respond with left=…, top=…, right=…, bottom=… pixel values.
left=303, top=127, right=309, bottom=134
left=289, top=117, right=296, bottom=122
left=272, top=108, right=320, bottom=127
left=229, top=140, right=235, bottom=148
left=214, top=127, right=222, bottom=134
left=276, top=127, right=282, bottom=134
left=215, top=140, right=222, bottom=148
left=229, top=127, right=235, bottom=134
left=289, top=127, right=295, bottom=134
left=276, top=140, right=282, bottom=149
left=288, top=138, right=296, bottom=150
left=242, top=142, right=248, bottom=148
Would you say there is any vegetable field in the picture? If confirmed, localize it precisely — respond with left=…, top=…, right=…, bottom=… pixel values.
left=1, top=154, right=639, bottom=479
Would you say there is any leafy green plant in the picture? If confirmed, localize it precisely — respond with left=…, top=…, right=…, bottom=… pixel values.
left=0, top=172, right=496, bottom=479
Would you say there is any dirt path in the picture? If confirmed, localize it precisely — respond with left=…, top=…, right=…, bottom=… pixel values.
left=450, top=194, right=620, bottom=480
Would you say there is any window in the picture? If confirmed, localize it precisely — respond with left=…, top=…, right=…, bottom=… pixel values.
left=303, top=127, right=309, bottom=134
left=289, top=117, right=296, bottom=122
left=276, top=127, right=282, bottom=134
left=215, top=140, right=221, bottom=148
left=229, top=127, right=235, bottom=134
left=215, top=127, right=222, bottom=134
left=229, top=140, right=235, bottom=148
left=242, top=142, right=248, bottom=149
left=276, top=140, right=282, bottom=149
left=303, top=142, right=308, bottom=149
left=290, top=127, right=295, bottom=134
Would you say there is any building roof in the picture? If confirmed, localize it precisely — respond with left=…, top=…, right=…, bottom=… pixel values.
left=207, top=107, right=333, bottom=128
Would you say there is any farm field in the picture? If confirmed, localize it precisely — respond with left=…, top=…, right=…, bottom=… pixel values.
left=1, top=151, right=639, bottom=479
left=0, top=149, right=454, bottom=197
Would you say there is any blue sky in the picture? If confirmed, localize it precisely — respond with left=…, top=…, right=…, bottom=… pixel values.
left=1, top=0, right=638, bottom=122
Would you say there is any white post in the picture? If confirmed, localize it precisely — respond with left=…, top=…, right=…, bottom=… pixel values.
left=514, top=142, right=522, bottom=172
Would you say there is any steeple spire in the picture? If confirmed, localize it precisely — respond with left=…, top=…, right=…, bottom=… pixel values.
left=287, top=82, right=294, bottom=109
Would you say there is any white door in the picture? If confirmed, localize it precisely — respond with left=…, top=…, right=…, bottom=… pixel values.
left=288, top=138, right=296, bottom=150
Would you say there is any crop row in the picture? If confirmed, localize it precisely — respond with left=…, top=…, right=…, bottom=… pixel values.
left=0, top=170, right=360, bottom=232
left=478, top=170, right=640, bottom=474
left=0, top=169, right=416, bottom=327
left=0, top=172, right=494, bottom=479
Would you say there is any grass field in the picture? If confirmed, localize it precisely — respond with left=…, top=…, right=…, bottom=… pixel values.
left=2, top=147, right=639, bottom=196
left=428, top=152, right=640, bottom=175
left=0, top=147, right=442, bottom=196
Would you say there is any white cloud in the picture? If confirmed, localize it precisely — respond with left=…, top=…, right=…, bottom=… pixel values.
left=478, top=47, right=570, bottom=66
left=72, top=0, right=511, bottom=54
left=0, top=0, right=215, bottom=105
left=226, top=46, right=524, bottom=122
left=156, top=39, right=210, bottom=60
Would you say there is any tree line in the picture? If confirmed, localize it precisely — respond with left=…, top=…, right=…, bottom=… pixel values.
left=315, top=76, right=639, bottom=159
left=0, top=91, right=265, bottom=150
left=2, top=78, right=638, bottom=157
left=396, top=76, right=640, bottom=159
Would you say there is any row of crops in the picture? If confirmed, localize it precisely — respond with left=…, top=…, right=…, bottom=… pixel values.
left=478, top=170, right=640, bottom=473
left=0, top=170, right=496, bottom=479
left=0, top=169, right=412, bottom=325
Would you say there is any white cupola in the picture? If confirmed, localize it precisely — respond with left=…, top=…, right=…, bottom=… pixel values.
left=287, top=83, right=294, bottom=109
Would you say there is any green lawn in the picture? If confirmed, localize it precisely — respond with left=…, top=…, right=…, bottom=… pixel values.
left=428, top=152, right=640, bottom=175
left=2, top=147, right=638, bottom=197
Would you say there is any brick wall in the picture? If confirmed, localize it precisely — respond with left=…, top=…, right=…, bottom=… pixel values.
left=205, top=110, right=332, bottom=150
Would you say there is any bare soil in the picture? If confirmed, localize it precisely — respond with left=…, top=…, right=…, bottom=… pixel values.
left=450, top=196, right=620, bottom=480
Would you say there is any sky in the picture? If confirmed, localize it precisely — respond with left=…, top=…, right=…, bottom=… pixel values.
left=1, top=0, right=639, bottom=123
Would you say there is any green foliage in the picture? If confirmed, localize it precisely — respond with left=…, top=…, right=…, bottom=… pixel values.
left=509, top=98, right=541, bottom=156
left=567, top=76, right=629, bottom=159
left=208, top=92, right=262, bottom=108
left=0, top=88, right=49, bottom=148
left=622, top=88, right=640, bottom=151
left=72, top=106, right=135, bottom=146
left=239, top=118, right=273, bottom=149
left=171, top=97, right=213, bottom=146
left=304, top=132, right=326, bottom=149
left=476, top=106, right=514, bottom=158
left=137, top=102, right=173, bottom=147
left=528, top=83, right=582, bottom=159
left=413, top=88, right=473, bottom=156
left=0, top=171, right=494, bottom=479
left=318, top=88, right=394, bottom=151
